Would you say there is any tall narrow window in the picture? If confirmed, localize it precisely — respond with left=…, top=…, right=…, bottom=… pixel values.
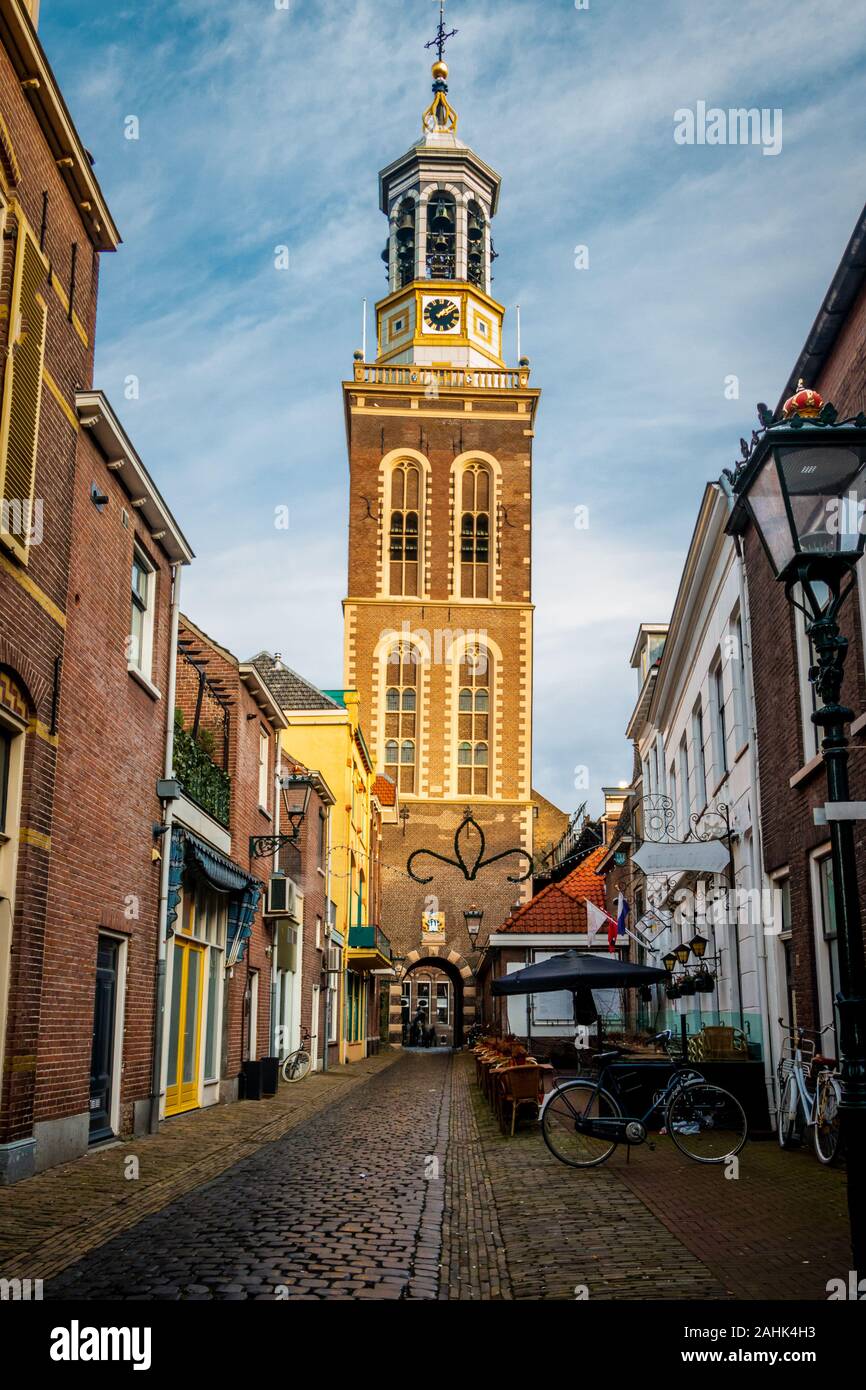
left=713, top=661, right=728, bottom=779
left=460, top=464, right=491, bottom=598
left=0, top=216, right=48, bottom=566
left=692, top=699, right=707, bottom=810
left=426, top=192, right=456, bottom=278
left=384, top=644, right=417, bottom=792
left=731, top=614, right=749, bottom=750
left=466, top=201, right=486, bottom=288
left=457, top=645, right=490, bottom=794
left=258, top=729, right=269, bottom=810
left=129, top=548, right=155, bottom=679
left=678, top=737, right=690, bottom=830
left=389, top=462, right=420, bottom=596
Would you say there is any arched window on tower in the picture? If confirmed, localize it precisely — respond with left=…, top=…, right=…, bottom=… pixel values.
left=460, top=462, right=491, bottom=599
left=466, top=201, right=486, bottom=289
left=389, top=462, right=421, bottom=596
left=426, top=192, right=456, bottom=279
left=384, top=643, right=418, bottom=793
left=457, top=645, right=490, bottom=795
left=393, top=197, right=416, bottom=288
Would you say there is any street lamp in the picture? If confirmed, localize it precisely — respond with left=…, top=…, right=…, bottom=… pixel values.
left=662, top=951, right=678, bottom=974
left=463, top=904, right=484, bottom=942
left=689, top=933, right=709, bottom=960
left=673, top=941, right=691, bottom=967
left=729, top=382, right=866, bottom=1270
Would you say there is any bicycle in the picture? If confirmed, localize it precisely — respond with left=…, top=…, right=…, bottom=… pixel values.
left=280, top=1029, right=312, bottom=1083
left=776, top=1018, right=841, bottom=1166
left=541, top=1028, right=748, bottom=1167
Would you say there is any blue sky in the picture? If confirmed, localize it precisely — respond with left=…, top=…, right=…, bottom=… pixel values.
left=42, top=0, right=866, bottom=813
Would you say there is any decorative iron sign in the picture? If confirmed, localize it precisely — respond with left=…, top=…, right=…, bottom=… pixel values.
left=407, top=807, right=533, bottom=884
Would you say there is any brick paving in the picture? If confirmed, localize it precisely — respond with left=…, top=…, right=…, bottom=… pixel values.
left=0, top=1049, right=854, bottom=1301
left=612, top=1132, right=851, bottom=1300
left=42, top=1051, right=447, bottom=1300
left=447, top=1054, right=725, bottom=1300
left=0, top=1050, right=400, bottom=1284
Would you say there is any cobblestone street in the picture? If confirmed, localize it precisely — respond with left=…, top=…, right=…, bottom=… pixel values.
left=0, top=1051, right=852, bottom=1302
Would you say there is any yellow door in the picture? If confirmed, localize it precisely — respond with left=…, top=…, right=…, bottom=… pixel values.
left=165, top=940, right=205, bottom=1116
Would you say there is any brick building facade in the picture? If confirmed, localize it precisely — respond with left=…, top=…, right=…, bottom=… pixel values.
left=729, top=202, right=866, bottom=1050
left=0, top=0, right=152, bottom=1181
left=167, top=618, right=288, bottom=1113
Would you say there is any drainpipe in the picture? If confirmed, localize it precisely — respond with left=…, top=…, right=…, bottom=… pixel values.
left=148, top=562, right=182, bottom=1134
left=322, top=802, right=332, bottom=1073
left=722, top=474, right=778, bottom=1122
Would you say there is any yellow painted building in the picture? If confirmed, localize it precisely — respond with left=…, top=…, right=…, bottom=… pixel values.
left=252, top=659, right=390, bottom=1062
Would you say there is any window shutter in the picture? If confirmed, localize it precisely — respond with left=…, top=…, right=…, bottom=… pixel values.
left=0, top=216, right=48, bottom=565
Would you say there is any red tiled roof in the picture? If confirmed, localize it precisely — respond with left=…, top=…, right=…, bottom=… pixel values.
left=373, top=773, right=397, bottom=807
left=558, top=844, right=608, bottom=909
left=494, top=844, right=607, bottom=935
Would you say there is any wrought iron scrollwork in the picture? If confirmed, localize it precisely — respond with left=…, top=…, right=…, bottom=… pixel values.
left=689, top=802, right=731, bottom=843
left=641, top=794, right=678, bottom=844
left=407, top=807, right=533, bottom=884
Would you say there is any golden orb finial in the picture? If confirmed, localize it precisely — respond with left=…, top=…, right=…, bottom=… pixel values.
left=432, top=60, right=448, bottom=81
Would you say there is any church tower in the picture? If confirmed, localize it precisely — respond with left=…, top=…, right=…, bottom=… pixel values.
left=342, top=11, right=540, bottom=1045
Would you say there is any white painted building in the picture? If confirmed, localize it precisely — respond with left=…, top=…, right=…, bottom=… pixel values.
left=629, top=482, right=776, bottom=1112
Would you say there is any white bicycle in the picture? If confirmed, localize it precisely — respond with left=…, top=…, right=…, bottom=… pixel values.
left=777, top=1018, right=842, bottom=1166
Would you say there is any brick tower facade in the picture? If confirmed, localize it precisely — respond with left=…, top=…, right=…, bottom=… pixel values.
left=342, top=50, right=540, bottom=1044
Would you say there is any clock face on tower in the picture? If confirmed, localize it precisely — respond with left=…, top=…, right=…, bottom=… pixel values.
left=423, top=296, right=461, bottom=333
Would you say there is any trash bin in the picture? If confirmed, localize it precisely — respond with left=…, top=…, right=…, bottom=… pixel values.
left=240, top=1060, right=263, bottom=1100
left=260, top=1056, right=279, bottom=1096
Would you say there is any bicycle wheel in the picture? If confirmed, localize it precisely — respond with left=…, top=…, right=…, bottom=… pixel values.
left=813, top=1072, right=842, bottom=1166
left=666, top=1082, right=747, bottom=1164
left=777, top=1073, right=801, bottom=1150
left=541, top=1081, right=621, bottom=1168
left=285, top=1050, right=312, bottom=1083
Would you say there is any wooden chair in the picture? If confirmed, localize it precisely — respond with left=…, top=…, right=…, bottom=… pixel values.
left=688, top=1026, right=749, bottom=1063
left=496, top=1064, right=543, bottom=1136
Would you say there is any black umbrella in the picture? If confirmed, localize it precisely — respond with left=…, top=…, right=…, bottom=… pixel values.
left=492, top=950, right=667, bottom=1026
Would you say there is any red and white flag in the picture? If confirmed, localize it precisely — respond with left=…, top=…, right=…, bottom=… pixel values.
left=585, top=900, right=620, bottom=953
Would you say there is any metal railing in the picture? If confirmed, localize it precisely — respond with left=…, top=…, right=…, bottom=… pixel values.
left=351, top=362, right=531, bottom=390
left=348, top=924, right=392, bottom=960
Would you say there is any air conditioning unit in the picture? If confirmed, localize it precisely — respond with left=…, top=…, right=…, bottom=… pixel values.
left=266, top=874, right=300, bottom=919
left=326, top=944, right=342, bottom=976
left=275, top=921, right=298, bottom=973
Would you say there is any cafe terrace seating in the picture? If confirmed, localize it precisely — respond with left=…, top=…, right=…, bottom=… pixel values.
left=470, top=1034, right=556, bottom=1136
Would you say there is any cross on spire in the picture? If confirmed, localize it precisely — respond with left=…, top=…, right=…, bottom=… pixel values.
left=425, top=0, right=458, bottom=64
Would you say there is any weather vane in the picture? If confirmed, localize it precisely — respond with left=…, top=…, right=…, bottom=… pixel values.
left=426, top=0, right=458, bottom=64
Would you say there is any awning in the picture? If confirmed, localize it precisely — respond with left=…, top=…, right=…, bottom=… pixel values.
left=166, top=827, right=263, bottom=966
left=186, top=836, right=252, bottom=895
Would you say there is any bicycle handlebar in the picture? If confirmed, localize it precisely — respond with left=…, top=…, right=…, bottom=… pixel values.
left=778, top=1017, right=833, bottom=1036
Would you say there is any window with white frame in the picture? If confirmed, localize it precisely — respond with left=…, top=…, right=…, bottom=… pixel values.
left=711, top=658, right=728, bottom=782
left=258, top=728, right=269, bottom=810
left=771, top=870, right=795, bottom=1030
left=669, top=764, right=678, bottom=836
left=692, top=699, right=707, bottom=811
left=793, top=584, right=828, bottom=763
left=129, top=548, right=156, bottom=679
left=730, top=614, right=749, bottom=751
left=678, top=737, right=690, bottom=831
left=812, top=850, right=840, bottom=1042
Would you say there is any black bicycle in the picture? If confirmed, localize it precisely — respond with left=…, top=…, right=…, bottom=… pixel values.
left=541, top=1029, right=748, bottom=1167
